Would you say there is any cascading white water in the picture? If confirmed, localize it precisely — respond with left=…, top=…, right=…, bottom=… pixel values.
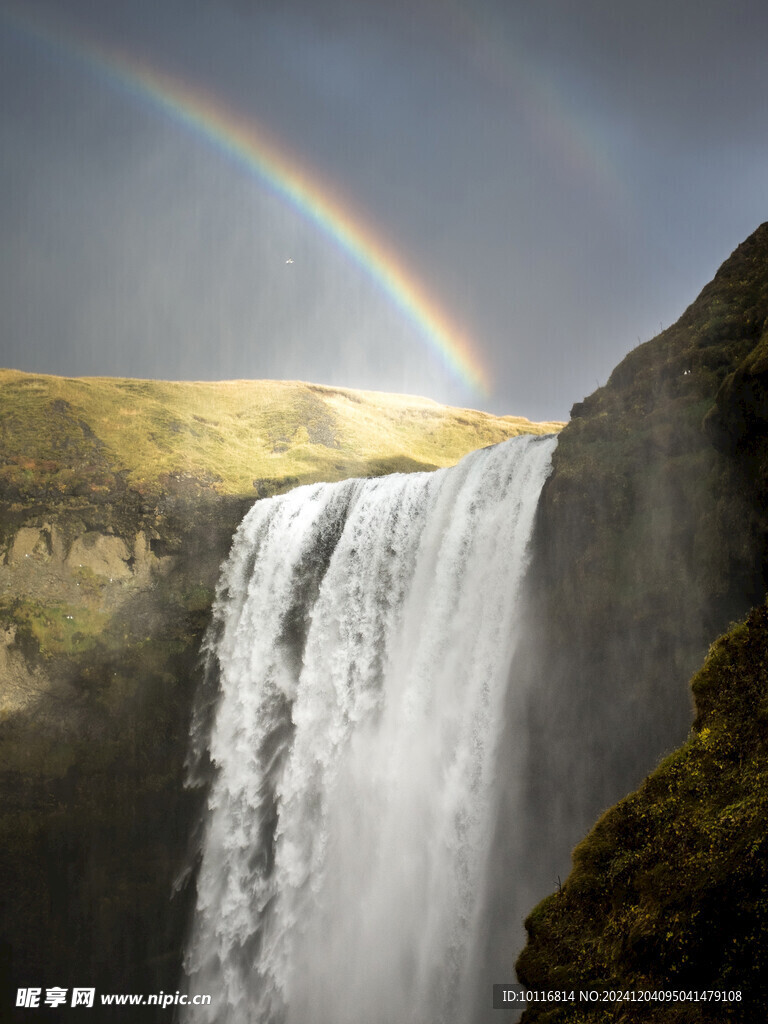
left=183, top=433, right=557, bottom=1024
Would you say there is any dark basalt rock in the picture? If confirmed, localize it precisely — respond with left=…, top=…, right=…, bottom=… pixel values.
left=497, top=225, right=768, bottom=1019
left=474, top=224, right=768, bottom=1013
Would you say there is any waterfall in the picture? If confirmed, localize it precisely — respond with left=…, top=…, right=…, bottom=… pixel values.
left=183, top=433, right=557, bottom=1024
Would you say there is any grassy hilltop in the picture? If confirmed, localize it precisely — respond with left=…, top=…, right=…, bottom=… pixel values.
left=0, top=369, right=560, bottom=501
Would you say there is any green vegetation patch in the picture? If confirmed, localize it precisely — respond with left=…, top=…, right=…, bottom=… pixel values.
left=0, top=370, right=561, bottom=500
left=0, top=597, right=112, bottom=660
left=517, top=604, right=768, bottom=1022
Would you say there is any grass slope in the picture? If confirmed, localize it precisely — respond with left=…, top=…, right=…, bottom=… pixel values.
left=0, top=370, right=561, bottom=499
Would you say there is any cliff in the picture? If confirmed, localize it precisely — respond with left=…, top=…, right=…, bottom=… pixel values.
left=474, top=223, right=768, bottom=1005
left=505, top=225, right=768, bottom=1019
left=0, top=373, right=556, bottom=1014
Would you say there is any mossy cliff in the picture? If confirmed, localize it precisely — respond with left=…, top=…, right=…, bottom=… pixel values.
left=475, top=223, right=768, bottom=1001
left=516, top=603, right=768, bottom=1023
left=534, top=219, right=768, bottom=804
left=0, top=375, right=555, bottom=1018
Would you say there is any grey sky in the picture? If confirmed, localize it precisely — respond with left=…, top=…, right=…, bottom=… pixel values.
left=1, top=0, right=766, bottom=420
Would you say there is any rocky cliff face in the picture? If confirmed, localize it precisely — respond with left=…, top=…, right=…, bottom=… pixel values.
left=503, top=225, right=768, bottom=1015
left=473, top=224, right=768, bottom=1001
left=0, top=376, right=555, bottom=1017
left=0, top=487, right=249, bottom=1014
left=533, top=221, right=768, bottom=817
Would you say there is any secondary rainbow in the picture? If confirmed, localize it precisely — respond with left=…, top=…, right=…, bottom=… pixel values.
left=3, top=9, right=491, bottom=396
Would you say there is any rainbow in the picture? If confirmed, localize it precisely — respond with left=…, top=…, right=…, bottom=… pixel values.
left=2, top=9, right=491, bottom=397
left=432, top=1, right=628, bottom=207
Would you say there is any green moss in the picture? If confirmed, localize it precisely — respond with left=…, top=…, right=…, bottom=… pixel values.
left=517, top=605, right=768, bottom=1022
left=0, top=597, right=112, bottom=659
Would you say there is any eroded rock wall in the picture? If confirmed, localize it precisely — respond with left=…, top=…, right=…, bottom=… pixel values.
left=0, top=482, right=250, bottom=1019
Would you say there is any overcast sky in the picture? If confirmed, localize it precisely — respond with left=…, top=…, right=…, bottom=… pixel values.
left=1, top=0, right=766, bottom=420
